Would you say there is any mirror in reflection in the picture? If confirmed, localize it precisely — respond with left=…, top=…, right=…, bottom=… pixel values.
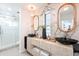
left=33, top=15, right=39, bottom=31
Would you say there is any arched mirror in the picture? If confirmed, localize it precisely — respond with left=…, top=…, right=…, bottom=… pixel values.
left=33, top=15, right=39, bottom=31
left=58, top=3, right=77, bottom=33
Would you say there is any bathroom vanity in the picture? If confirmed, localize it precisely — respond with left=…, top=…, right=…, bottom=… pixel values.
left=26, top=3, right=77, bottom=56
left=27, top=37, right=73, bottom=56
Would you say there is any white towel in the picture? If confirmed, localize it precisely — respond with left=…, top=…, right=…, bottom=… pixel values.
left=32, top=47, right=40, bottom=53
left=40, top=50, right=49, bottom=56
left=32, top=47, right=49, bottom=56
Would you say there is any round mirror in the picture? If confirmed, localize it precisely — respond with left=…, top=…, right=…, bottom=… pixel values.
left=58, top=3, right=77, bottom=33
left=33, top=15, right=39, bottom=31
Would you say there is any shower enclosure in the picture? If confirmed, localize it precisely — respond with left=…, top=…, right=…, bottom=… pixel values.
left=0, top=4, right=21, bottom=50
left=0, top=15, right=19, bottom=50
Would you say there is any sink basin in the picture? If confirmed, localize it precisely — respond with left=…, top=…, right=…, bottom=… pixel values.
left=55, top=37, right=78, bottom=45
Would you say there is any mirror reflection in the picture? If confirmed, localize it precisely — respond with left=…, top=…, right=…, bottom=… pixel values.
left=58, top=4, right=76, bottom=32
left=45, top=10, right=52, bottom=37
left=39, top=14, right=45, bottom=27
left=33, top=15, right=39, bottom=31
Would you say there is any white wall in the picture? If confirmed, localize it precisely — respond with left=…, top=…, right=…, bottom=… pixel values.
left=71, top=4, right=79, bottom=40
left=19, top=6, right=32, bottom=52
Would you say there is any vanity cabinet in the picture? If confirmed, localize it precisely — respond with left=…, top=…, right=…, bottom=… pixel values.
left=49, top=42, right=73, bottom=56
left=39, top=39, right=50, bottom=52
left=27, top=37, right=32, bottom=53
left=27, top=37, right=73, bottom=56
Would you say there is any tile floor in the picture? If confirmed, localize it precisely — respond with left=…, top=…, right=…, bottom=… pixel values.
left=0, top=46, right=30, bottom=56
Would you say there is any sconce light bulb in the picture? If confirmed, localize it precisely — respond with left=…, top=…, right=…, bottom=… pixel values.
left=64, top=7, right=69, bottom=11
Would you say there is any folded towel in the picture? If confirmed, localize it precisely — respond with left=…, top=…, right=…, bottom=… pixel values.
left=40, top=50, right=49, bottom=56
left=32, top=47, right=49, bottom=56
left=32, top=47, right=40, bottom=53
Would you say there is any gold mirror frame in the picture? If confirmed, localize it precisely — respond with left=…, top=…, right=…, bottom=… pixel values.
left=57, top=3, right=77, bottom=33
left=33, top=15, right=39, bottom=31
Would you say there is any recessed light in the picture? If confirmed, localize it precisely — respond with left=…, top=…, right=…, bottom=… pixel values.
left=8, top=7, right=12, bottom=11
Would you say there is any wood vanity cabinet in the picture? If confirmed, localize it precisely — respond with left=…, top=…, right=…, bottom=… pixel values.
left=27, top=37, right=73, bottom=56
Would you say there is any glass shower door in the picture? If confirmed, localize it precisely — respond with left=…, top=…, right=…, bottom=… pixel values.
left=0, top=26, right=2, bottom=49
left=0, top=16, right=19, bottom=49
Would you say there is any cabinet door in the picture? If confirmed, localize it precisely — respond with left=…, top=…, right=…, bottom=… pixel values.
left=27, top=37, right=32, bottom=52
left=39, top=40, right=50, bottom=53
left=50, top=43, right=73, bottom=56
left=31, top=38, right=40, bottom=47
left=27, top=38, right=40, bottom=56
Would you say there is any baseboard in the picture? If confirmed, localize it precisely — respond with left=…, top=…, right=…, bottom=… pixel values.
left=19, top=48, right=26, bottom=53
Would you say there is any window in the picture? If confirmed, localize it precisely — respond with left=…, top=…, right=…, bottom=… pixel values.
left=45, top=10, right=52, bottom=37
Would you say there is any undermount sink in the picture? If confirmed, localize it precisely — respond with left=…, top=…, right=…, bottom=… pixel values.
left=55, top=37, right=78, bottom=45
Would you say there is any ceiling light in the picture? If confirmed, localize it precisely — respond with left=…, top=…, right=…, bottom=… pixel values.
left=7, top=7, right=12, bottom=11
left=31, top=14, right=34, bottom=17
left=27, top=4, right=36, bottom=11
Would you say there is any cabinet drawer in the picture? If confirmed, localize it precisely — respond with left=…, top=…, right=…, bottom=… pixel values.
left=50, top=44, right=73, bottom=56
left=31, top=39, right=40, bottom=47
left=39, top=40, right=50, bottom=52
left=31, top=47, right=40, bottom=56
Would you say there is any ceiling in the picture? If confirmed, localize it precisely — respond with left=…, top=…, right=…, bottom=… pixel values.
left=22, top=3, right=61, bottom=15
left=24, top=3, right=60, bottom=10
left=0, top=3, right=23, bottom=17
left=0, top=3, right=75, bottom=16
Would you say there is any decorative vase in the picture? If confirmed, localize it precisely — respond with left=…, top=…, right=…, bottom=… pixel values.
left=42, top=27, right=47, bottom=39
